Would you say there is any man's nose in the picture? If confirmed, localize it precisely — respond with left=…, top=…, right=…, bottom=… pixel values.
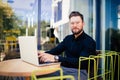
left=73, top=23, right=77, bottom=27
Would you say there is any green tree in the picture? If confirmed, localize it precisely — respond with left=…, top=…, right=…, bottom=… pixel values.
left=0, top=1, right=26, bottom=38
left=0, top=1, right=13, bottom=39
left=41, top=20, right=50, bottom=38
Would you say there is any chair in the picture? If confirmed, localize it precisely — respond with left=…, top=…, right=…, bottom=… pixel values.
left=89, top=50, right=119, bottom=80
left=78, top=57, right=97, bottom=80
left=105, top=51, right=120, bottom=80
left=78, top=50, right=119, bottom=80
left=31, top=67, right=75, bottom=80
left=89, top=54, right=112, bottom=80
left=116, top=52, right=120, bottom=80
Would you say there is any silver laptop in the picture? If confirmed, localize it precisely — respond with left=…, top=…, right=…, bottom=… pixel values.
left=18, top=36, right=58, bottom=66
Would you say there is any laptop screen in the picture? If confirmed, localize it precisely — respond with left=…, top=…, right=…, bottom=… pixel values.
left=18, top=36, right=39, bottom=66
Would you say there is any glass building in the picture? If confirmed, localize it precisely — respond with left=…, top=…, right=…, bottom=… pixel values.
left=52, top=0, right=120, bottom=52
left=1, top=0, right=120, bottom=51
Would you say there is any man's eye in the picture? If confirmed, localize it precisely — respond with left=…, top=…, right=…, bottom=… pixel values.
left=71, top=22, right=74, bottom=25
left=76, top=22, right=80, bottom=24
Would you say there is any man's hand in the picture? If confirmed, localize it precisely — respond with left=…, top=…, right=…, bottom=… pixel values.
left=38, top=52, right=55, bottom=63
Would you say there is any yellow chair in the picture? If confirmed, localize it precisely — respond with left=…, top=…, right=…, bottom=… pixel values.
left=116, top=52, right=120, bottom=80
left=105, top=51, right=119, bottom=80
left=89, top=50, right=119, bottom=80
left=78, top=50, right=118, bottom=80
left=78, top=57, right=97, bottom=80
left=31, top=68, right=75, bottom=80
left=90, top=54, right=112, bottom=80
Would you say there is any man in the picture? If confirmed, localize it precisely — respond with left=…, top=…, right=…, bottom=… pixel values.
left=39, top=11, right=96, bottom=80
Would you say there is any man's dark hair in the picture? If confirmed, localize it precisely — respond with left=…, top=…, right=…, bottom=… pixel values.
left=69, top=11, right=84, bottom=22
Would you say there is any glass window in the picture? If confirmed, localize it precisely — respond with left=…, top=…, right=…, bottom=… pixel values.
left=54, top=1, right=62, bottom=22
left=71, top=0, right=94, bottom=38
left=105, top=0, right=120, bottom=51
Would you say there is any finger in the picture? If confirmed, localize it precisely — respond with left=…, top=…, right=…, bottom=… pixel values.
left=39, top=55, right=47, bottom=62
left=38, top=53, right=44, bottom=58
left=39, top=57, right=44, bottom=63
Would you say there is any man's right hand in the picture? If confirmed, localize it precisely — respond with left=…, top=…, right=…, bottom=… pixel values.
left=38, top=52, right=56, bottom=63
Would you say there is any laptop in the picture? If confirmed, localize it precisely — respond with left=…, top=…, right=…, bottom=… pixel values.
left=18, top=36, right=59, bottom=66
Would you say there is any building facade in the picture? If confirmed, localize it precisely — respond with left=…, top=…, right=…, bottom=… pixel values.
left=51, top=0, right=120, bottom=51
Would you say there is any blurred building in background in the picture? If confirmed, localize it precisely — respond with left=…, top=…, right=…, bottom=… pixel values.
left=51, top=0, right=120, bottom=52
left=0, top=0, right=120, bottom=52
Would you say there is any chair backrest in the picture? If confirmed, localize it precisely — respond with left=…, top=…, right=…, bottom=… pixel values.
left=31, top=75, right=75, bottom=80
left=78, top=50, right=119, bottom=80
left=89, top=50, right=119, bottom=80
left=78, top=57, right=97, bottom=80
left=31, top=68, right=75, bottom=80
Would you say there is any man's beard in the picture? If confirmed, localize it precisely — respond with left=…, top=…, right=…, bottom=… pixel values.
left=72, top=29, right=83, bottom=35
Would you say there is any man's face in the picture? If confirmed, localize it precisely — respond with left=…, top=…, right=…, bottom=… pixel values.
left=69, top=16, right=84, bottom=35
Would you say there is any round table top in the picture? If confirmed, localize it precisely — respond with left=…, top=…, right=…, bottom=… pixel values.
left=0, top=59, right=60, bottom=77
